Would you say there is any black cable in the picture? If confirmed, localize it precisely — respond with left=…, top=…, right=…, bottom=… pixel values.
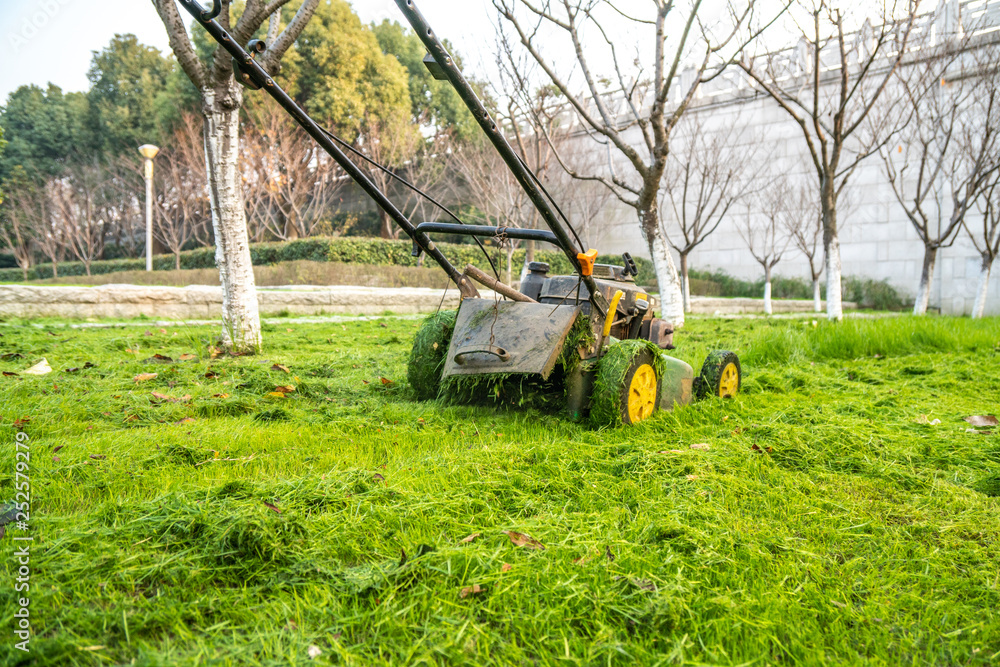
left=318, top=127, right=500, bottom=281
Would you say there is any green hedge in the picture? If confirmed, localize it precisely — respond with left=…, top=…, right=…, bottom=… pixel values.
left=0, top=236, right=658, bottom=284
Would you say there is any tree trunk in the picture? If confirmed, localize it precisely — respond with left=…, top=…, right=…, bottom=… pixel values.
left=203, top=84, right=261, bottom=353
left=822, top=184, right=843, bottom=321
left=379, top=210, right=393, bottom=239
left=21, top=265, right=28, bottom=282
left=84, top=260, right=91, bottom=277
left=763, top=263, right=773, bottom=316
left=812, top=277, right=822, bottom=313
left=525, top=239, right=535, bottom=265
left=175, top=251, right=181, bottom=271
left=971, top=254, right=994, bottom=319
left=912, top=245, right=937, bottom=316
left=505, top=244, right=514, bottom=287
left=643, top=207, right=684, bottom=327
left=679, top=251, right=691, bottom=313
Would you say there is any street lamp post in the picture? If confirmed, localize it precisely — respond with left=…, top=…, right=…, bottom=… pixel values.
left=138, top=144, right=160, bottom=271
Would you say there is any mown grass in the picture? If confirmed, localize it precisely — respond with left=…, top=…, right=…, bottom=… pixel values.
left=0, top=314, right=998, bottom=666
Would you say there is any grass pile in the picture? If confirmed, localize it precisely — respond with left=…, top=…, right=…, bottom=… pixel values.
left=0, top=314, right=998, bottom=665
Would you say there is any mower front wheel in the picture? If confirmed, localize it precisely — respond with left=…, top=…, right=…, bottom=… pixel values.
left=591, top=342, right=661, bottom=426
left=696, top=350, right=741, bottom=399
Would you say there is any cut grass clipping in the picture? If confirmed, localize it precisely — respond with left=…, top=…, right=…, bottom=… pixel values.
left=590, top=339, right=667, bottom=427
left=406, top=309, right=456, bottom=400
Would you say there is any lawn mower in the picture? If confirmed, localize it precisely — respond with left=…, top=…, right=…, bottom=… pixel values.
left=179, top=0, right=741, bottom=425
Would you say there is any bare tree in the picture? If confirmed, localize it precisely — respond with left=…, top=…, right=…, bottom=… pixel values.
left=968, top=170, right=1000, bottom=318
left=156, top=113, right=213, bottom=269
left=740, top=183, right=791, bottom=315
left=782, top=180, right=824, bottom=312
left=494, top=0, right=775, bottom=327
left=881, top=39, right=999, bottom=315
left=53, top=164, right=105, bottom=276
left=355, top=111, right=421, bottom=240
left=0, top=170, right=41, bottom=280
left=660, top=111, right=760, bottom=312
left=740, top=0, right=922, bottom=320
left=153, top=0, right=320, bottom=352
left=242, top=100, right=342, bottom=242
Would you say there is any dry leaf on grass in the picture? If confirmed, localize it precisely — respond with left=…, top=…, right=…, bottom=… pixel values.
left=3, top=371, right=18, bottom=377
left=179, top=353, right=198, bottom=361
left=274, top=385, right=296, bottom=393
left=689, top=443, right=710, bottom=450
left=460, top=533, right=481, bottom=544
left=503, top=530, right=544, bottom=550
left=151, top=392, right=191, bottom=403
left=208, top=346, right=223, bottom=359
left=964, top=415, right=999, bottom=427
left=459, top=584, right=485, bottom=598
left=267, top=392, right=287, bottom=399
left=914, top=414, right=941, bottom=425
left=263, top=501, right=281, bottom=514
left=22, top=358, right=52, bottom=375
left=271, top=364, right=290, bottom=373
left=90, top=454, right=106, bottom=460
left=142, top=354, right=173, bottom=364
left=134, top=373, right=158, bottom=382
left=380, top=377, right=394, bottom=386
left=174, top=417, right=196, bottom=425
left=501, top=563, right=512, bottom=572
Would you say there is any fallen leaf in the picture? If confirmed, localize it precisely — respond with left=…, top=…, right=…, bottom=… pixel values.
left=13, top=417, right=30, bottom=428
left=286, top=620, right=298, bottom=631
left=373, top=473, right=385, bottom=482
left=134, top=373, right=158, bottom=382
left=205, top=370, right=219, bottom=379
left=212, top=393, right=230, bottom=399
left=208, top=346, right=223, bottom=359
left=380, top=377, right=394, bottom=385
left=3, top=371, right=18, bottom=377
left=159, top=328, right=167, bottom=334
left=307, top=645, right=322, bottom=659
left=750, top=443, right=773, bottom=454
left=179, top=353, right=198, bottom=361
left=274, top=385, right=296, bottom=393
left=460, top=533, right=481, bottom=544
left=362, top=380, right=370, bottom=385
left=630, top=578, right=657, bottom=592
left=0, top=352, right=24, bottom=360
left=271, top=364, right=290, bottom=373
left=143, top=354, right=174, bottom=364
left=22, top=358, right=52, bottom=375
left=459, top=584, right=485, bottom=598
left=267, top=392, right=286, bottom=399
left=964, top=415, right=999, bottom=427
left=686, top=474, right=699, bottom=480
left=53, top=445, right=63, bottom=453
left=605, top=546, right=615, bottom=562
left=690, top=443, right=710, bottom=451
left=263, top=501, right=281, bottom=514
left=503, top=530, right=544, bottom=550
left=52, top=456, right=60, bottom=463
left=501, top=563, right=512, bottom=572
left=175, top=417, right=196, bottom=425
left=966, top=428, right=994, bottom=435
left=90, top=454, right=106, bottom=460
left=914, top=414, right=941, bottom=425
left=151, top=391, right=191, bottom=403
left=83, top=362, right=95, bottom=369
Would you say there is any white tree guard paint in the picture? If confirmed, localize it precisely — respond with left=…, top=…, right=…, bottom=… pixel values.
left=825, top=234, right=843, bottom=321
left=649, top=230, right=685, bottom=328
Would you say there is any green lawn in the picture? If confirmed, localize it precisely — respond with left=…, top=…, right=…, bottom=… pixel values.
left=1, top=314, right=998, bottom=666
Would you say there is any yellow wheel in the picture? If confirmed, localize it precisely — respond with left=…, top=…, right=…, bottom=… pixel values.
left=696, top=350, right=741, bottom=399
left=590, top=342, right=662, bottom=426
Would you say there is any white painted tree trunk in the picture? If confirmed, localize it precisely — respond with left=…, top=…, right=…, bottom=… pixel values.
left=912, top=246, right=937, bottom=316
left=763, top=265, right=773, bottom=315
left=679, top=252, right=691, bottom=313
left=649, top=229, right=685, bottom=327
left=971, top=255, right=993, bottom=319
left=202, top=86, right=261, bottom=353
left=812, top=278, right=822, bottom=313
left=825, top=233, right=843, bottom=321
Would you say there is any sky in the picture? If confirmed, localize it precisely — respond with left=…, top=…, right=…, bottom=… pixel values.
left=0, top=0, right=497, bottom=102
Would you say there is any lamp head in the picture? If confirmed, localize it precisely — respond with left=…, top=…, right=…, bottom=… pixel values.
left=138, top=144, right=160, bottom=160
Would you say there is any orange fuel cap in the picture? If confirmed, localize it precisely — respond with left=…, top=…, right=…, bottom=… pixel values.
left=576, top=249, right=598, bottom=276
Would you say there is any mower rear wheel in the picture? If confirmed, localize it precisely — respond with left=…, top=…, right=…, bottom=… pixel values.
left=697, top=350, right=741, bottom=399
left=591, top=343, right=661, bottom=426
left=407, top=310, right=457, bottom=400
